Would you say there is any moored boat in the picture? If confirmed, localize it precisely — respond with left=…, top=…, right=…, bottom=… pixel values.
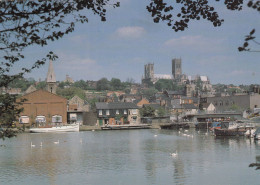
left=29, top=123, right=79, bottom=133
left=214, top=121, right=254, bottom=136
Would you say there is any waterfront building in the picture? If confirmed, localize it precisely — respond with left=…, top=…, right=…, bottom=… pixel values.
left=17, top=60, right=67, bottom=127
left=200, top=93, right=260, bottom=112
left=17, top=89, right=67, bottom=126
left=95, top=102, right=140, bottom=126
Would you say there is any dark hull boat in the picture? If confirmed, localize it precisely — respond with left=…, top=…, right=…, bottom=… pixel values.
left=214, top=128, right=246, bottom=136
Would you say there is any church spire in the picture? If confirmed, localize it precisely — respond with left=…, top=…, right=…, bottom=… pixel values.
left=46, top=60, right=57, bottom=94
left=46, top=59, right=56, bottom=83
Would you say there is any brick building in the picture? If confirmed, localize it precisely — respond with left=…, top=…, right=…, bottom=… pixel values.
left=17, top=89, right=67, bottom=126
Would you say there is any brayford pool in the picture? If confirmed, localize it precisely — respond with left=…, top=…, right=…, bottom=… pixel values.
left=0, top=129, right=259, bottom=185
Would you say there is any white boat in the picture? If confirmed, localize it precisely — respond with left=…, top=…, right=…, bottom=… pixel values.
left=29, top=123, right=79, bottom=133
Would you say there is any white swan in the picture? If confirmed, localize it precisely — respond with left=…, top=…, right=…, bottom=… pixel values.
left=154, top=134, right=158, bottom=137
left=40, top=142, right=43, bottom=147
left=170, top=151, right=178, bottom=157
left=31, top=142, right=35, bottom=147
left=54, top=140, right=59, bottom=144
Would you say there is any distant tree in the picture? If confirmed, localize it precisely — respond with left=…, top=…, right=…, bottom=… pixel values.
left=89, top=98, right=98, bottom=110
left=229, top=104, right=241, bottom=111
left=97, top=78, right=110, bottom=91
left=139, top=105, right=155, bottom=117
left=126, top=78, right=135, bottom=84
left=157, top=107, right=166, bottom=117
left=9, top=77, right=35, bottom=92
left=155, top=79, right=174, bottom=91
left=58, top=81, right=71, bottom=89
left=110, top=78, right=122, bottom=90
left=56, top=87, right=86, bottom=100
left=124, top=88, right=131, bottom=94
left=139, top=88, right=158, bottom=100
left=172, top=82, right=185, bottom=92
left=73, top=80, right=89, bottom=90
left=36, top=81, right=47, bottom=90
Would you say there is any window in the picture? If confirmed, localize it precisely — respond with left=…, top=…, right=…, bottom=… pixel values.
left=52, top=115, right=62, bottom=123
left=116, top=110, right=119, bottom=114
left=132, top=109, right=137, bottom=115
left=124, top=109, right=127, bottom=114
left=36, top=116, right=46, bottom=124
left=99, top=110, right=102, bottom=116
left=19, top=116, right=29, bottom=124
left=106, top=110, right=110, bottom=115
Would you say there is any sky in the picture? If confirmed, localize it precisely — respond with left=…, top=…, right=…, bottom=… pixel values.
left=19, top=0, right=260, bottom=85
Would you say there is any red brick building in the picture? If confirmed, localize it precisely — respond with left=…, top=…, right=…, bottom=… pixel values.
left=17, top=89, right=67, bottom=126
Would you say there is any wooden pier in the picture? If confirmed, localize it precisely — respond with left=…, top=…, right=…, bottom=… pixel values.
left=101, top=124, right=151, bottom=130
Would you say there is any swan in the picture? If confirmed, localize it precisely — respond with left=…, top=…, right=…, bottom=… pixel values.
left=40, top=142, right=43, bottom=147
left=154, top=134, right=158, bottom=137
left=170, top=151, right=178, bottom=157
left=54, top=140, right=59, bottom=144
left=92, top=129, right=95, bottom=132
left=31, top=142, right=35, bottom=147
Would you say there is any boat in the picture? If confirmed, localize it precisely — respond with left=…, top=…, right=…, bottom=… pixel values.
left=29, top=123, right=79, bottom=133
left=214, top=121, right=254, bottom=136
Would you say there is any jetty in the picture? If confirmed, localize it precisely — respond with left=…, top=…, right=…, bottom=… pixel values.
left=101, top=124, right=151, bottom=130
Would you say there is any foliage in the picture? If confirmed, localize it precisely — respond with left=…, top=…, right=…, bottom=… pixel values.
left=0, top=94, right=26, bottom=139
left=139, top=87, right=158, bottom=100
left=36, top=81, right=47, bottom=90
left=229, top=104, right=241, bottom=111
left=72, top=80, right=89, bottom=90
left=155, top=79, right=173, bottom=91
left=8, top=78, right=35, bottom=92
left=124, top=88, right=131, bottom=94
left=58, top=81, right=72, bottom=89
left=110, top=78, right=123, bottom=90
left=139, top=105, right=155, bottom=117
left=56, top=87, right=86, bottom=100
left=147, top=0, right=259, bottom=51
left=157, top=107, right=166, bottom=117
left=96, top=78, right=110, bottom=91
left=88, top=98, right=98, bottom=110
left=115, top=114, right=122, bottom=121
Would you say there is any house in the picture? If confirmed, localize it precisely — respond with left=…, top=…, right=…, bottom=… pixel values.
left=163, top=90, right=184, bottom=99
left=202, top=103, right=216, bottom=113
left=67, top=95, right=90, bottom=125
left=25, top=85, right=37, bottom=94
left=17, top=89, right=67, bottom=126
left=134, top=97, right=150, bottom=107
left=95, top=102, right=140, bottom=126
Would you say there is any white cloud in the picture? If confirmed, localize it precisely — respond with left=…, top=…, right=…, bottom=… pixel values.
left=164, top=35, right=225, bottom=53
left=115, top=26, right=146, bottom=39
left=229, top=70, right=252, bottom=76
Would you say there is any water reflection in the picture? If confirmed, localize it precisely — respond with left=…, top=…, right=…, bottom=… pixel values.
left=0, top=129, right=259, bottom=185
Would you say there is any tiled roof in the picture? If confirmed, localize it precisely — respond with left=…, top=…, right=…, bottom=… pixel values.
left=96, top=102, right=139, bottom=109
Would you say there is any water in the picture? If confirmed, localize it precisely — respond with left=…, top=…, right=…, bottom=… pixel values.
left=0, top=129, right=259, bottom=185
